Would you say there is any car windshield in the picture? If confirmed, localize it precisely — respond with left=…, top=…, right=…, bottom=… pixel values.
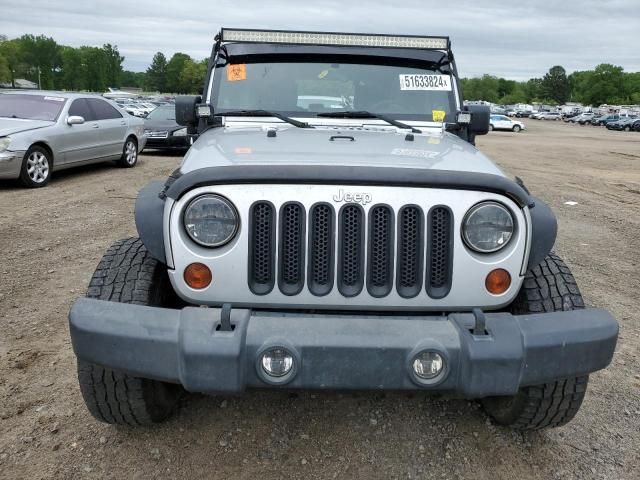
left=146, top=106, right=175, bottom=121
left=213, top=60, right=457, bottom=123
left=0, top=94, right=66, bottom=121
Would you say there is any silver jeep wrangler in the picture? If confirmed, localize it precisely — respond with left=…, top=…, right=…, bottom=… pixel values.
left=69, top=28, right=618, bottom=429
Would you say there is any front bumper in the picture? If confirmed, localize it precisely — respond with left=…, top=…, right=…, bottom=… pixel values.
left=69, top=298, right=618, bottom=397
left=144, top=135, right=189, bottom=150
left=0, top=150, right=25, bottom=179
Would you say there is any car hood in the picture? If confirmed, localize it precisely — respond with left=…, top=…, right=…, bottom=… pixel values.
left=144, top=119, right=180, bottom=131
left=0, top=118, right=54, bottom=136
left=181, top=126, right=505, bottom=177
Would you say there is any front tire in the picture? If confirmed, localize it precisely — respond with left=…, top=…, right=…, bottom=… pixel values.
left=481, top=253, right=589, bottom=430
left=118, top=137, right=138, bottom=168
left=489, top=124, right=494, bottom=131
left=512, top=125, right=521, bottom=133
left=77, top=238, right=182, bottom=425
left=20, top=145, right=51, bottom=188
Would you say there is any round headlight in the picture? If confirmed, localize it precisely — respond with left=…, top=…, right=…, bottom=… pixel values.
left=183, top=194, right=239, bottom=247
left=462, top=202, right=514, bottom=253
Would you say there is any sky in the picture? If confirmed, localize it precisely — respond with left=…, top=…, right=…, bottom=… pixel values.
left=1, top=0, right=638, bottom=80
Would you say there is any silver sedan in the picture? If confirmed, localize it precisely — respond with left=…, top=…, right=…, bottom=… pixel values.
left=0, top=91, right=146, bottom=187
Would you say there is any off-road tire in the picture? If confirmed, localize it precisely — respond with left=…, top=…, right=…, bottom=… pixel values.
left=77, top=237, right=182, bottom=425
left=481, top=253, right=589, bottom=430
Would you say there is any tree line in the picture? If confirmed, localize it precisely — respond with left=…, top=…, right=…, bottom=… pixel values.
left=0, top=34, right=207, bottom=94
left=1, top=34, right=639, bottom=105
left=461, top=65, right=640, bottom=106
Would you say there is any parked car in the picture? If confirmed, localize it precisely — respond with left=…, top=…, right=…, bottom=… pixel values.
left=121, top=103, right=148, bottom=117
left=592, top=114, right=619, bottom=126
left=606, top=116, right=638, bottom=131
left=539, top=112, right=562, bottom=121
left=143, top=105, right=190, bottom=151
left=514, top=111, right=531, bottom=118
left=529, top=111, right=547, bottom=119
left=68, top=28, right=617, bottom=430
left=489, top=114, right=525, bottom=132
left=0, top=91, right=146, bottom=187
left=632, top=119, right=640, bottom=132
left=577, top=112, right=597, bottom=125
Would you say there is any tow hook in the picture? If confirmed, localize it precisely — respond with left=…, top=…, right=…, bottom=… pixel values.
left=471, top=308, right=488, bottom=336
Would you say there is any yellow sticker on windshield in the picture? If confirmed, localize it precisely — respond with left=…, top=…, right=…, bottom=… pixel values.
left=227, top=64, right=247, bottom=82
left=432, top=110, right=446, bottom=122
left=318, top=69, right=329, bottom=79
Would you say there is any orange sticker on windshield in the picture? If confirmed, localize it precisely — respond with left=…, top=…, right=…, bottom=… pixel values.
left=227, top=64, right=247, bottom=82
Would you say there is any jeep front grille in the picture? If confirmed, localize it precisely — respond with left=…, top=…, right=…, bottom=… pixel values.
left=248, top=202, right=453, bottom=299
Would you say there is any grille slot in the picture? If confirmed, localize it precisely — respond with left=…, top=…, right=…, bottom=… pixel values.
left=338, top=205, right=365, bottom=297
left=426, top=206, right=453, bottom=298
left=367, top=205, right=394, bottom=297
left=278, top=203, right=305, bottom=295
left=396, top=206, right=424, bottom=298
left=308, top=204, right=335, bottom=296
left=248, top=202, right=276, bottom=295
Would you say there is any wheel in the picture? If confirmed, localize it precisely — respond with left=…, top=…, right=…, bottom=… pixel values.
left=20, top=145, right=51, bottom=187
left=118, top=137, right=138, bottom=168
left=77, top=238, right=183, bottom=425
left=489, top=124, right=494, bottom=131
left=624, top=126, right=631, bottom=132
left=481, top=253, right=589, bottom=430
left=512, top=125, right=521, bottom=133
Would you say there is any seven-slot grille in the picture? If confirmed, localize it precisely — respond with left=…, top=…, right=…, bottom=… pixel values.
left=249, top=201, right=452, bottom=299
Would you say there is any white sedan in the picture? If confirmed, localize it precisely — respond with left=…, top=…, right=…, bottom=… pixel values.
left=489, top=114, right=525, bottom=132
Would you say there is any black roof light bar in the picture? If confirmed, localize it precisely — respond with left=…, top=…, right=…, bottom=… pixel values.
left=220, top=28, right=450, bottom=50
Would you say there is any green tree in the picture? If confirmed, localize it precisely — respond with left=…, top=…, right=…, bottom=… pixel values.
left=165, top=52, right=191, bottom=92
left=540, top=66, right=570, bottom=104
left=179, top=58, right=207, bottom=94
left=102, top=43, right=124, bottom=88
left=59, top=46, right=83, bottom=90
left=146, top=52, right=167, bottom=92
left=121, top=70, right=147, bottom=89
left=17, top=34, right=60, bottom=89
left=0, top=53, right=10, bottom=83
left=582, top=64, right=626, bottom=105
left=79, top=46, right=108, bottom=92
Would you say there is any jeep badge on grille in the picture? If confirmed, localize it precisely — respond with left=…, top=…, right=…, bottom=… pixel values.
left=333, top=189, right=372, bottom=205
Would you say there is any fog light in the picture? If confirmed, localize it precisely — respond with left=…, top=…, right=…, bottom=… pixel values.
left=412, top=351, right=444, bottom=379
left=261, top=348, right=294, bottom=377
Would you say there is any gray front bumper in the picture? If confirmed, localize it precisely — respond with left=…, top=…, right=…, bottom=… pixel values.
left=69, top=298, right=618, bottom=397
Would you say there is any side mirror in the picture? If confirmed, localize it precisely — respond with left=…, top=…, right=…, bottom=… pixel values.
left=175, top=95, right=201, bottom=127
left=465, top=105, right=490, bottom=135
left=67, top=115, right=85, bottom=125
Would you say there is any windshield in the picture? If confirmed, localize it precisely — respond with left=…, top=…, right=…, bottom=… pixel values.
left=146, top=106, right=175, bottom=121
left=0, top=94, right=66, bottom=121
left=213, top=60, right=457, bottom=123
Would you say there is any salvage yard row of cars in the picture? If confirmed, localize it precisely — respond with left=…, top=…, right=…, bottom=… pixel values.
left=508, top=109, right=640, bottom=131
left=0, top=91, right=189, bottom=187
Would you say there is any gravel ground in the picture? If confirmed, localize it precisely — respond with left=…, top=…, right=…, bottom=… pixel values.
left=0, top=120, right=638, bottom=479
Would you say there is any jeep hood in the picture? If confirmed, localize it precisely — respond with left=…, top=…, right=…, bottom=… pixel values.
left=180, top=126, right=504, bottom=177
left=0, top=118, right=54, bottom=137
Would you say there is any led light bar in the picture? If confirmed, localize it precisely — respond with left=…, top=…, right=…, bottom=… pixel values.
left=221, top=28, right=449, bottom=50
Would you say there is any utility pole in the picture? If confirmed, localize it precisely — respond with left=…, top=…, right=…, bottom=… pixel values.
left=38, top=66, right=41, bottom=89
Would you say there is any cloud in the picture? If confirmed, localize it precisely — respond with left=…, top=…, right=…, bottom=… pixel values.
left=0, top=0, right=638, bottom=79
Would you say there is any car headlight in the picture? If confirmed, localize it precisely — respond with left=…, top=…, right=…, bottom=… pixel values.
left=173, top=127, right=187, bottom=137
left=183, top=194, right=239, bottom=247
left=0, top=137, right=11, bottom=152
left=462, top=202, right=514, bottom=253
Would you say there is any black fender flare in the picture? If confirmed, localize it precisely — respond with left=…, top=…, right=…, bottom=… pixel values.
left=135, top=181, right=167, bottom=264
left=527, top=196, right=557, bottom=270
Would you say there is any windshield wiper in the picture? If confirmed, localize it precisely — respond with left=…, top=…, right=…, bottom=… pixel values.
left=317, top=111, right=421, bottom=133
left=216, top=110, right=313, bottom=128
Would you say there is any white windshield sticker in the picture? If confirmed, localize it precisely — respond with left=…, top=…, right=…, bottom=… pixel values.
left=44, top=96, right=65, bottom=102
left=399, top=74, right=452, bottom=91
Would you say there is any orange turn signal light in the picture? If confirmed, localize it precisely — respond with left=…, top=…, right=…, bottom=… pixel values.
left=184, top=263, right=212, bottom=289
left=485, top=269, right=511, bottom=295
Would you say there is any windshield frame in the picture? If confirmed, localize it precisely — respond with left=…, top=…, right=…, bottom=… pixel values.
left=207, top=49, right=460, bottom=126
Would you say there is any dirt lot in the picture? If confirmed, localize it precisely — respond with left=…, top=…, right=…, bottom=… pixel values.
left=0, top=120, right=638, bottom=480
